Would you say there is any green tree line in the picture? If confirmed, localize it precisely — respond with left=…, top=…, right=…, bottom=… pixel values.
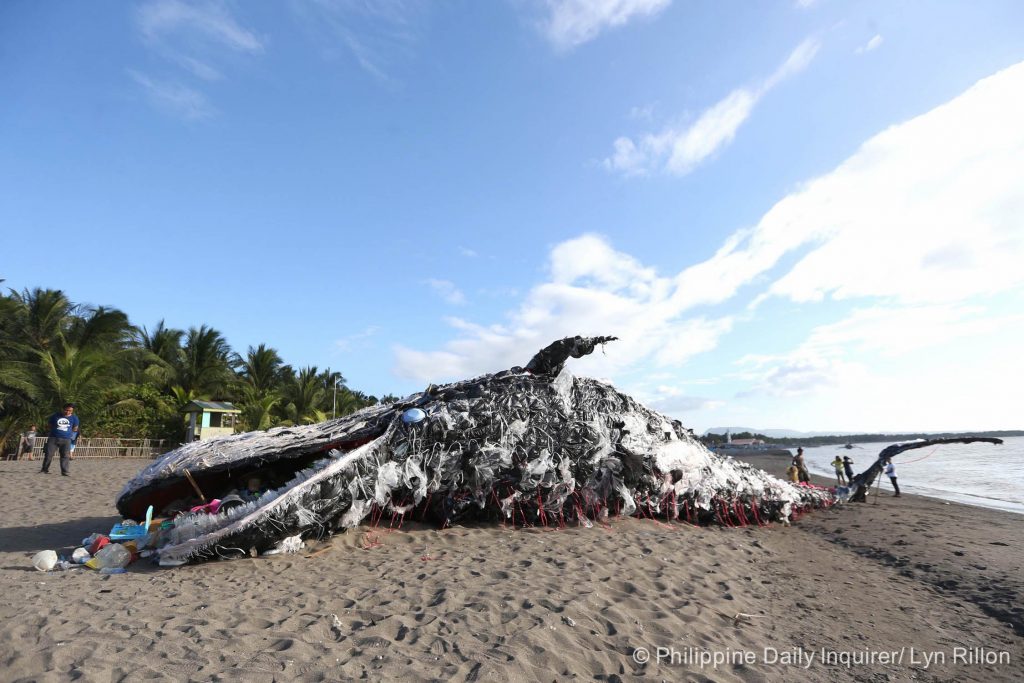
left=0, top=286, right=398, bottom=451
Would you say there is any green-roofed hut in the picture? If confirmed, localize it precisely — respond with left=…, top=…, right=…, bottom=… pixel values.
left=183, top=400, right=241, bottom=442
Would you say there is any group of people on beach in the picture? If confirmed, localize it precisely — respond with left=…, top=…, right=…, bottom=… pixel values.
left=787, top=448, right=812, bottom=483
left=4, top=402, right=81, bottom=477
left=787, top=448, right=901, bottom=498
left=831, top=454, right=856, bottom=485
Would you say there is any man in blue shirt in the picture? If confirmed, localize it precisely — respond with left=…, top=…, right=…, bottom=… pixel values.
left=41, top=402, right=80, bottom=476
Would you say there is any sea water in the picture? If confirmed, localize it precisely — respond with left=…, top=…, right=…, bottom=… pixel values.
left=802, top=436, right=1024, bottom=515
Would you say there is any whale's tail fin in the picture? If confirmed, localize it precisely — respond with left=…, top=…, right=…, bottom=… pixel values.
left=524, top=335, right=618, bottom=376
left=848, top=436, right=1002, bottom=502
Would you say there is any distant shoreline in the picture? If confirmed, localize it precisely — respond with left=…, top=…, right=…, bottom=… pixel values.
left=705, top=429, right=1024, bottom=449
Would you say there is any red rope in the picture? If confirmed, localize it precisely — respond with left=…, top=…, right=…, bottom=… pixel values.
left=898, top=446, right=939, bottom=465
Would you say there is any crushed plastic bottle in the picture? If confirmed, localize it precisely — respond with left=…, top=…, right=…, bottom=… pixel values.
left=91, top=543, right=131, bottom=570
left=99, top=567, right=127, bottom=575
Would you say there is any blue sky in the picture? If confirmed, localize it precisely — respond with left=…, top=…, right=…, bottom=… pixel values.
left=2, top=0, right=1023, bottom=433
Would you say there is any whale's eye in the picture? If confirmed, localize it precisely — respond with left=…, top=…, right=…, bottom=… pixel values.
left=402, top=408, right=426, bottom=424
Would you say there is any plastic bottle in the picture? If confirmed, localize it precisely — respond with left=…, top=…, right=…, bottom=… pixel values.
left=93, top=543, right=131, bottom=569
left=99, top=567, right=127, bottom=575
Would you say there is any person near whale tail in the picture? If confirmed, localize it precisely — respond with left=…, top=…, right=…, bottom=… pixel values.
left=794, top=447, right=810, bottom=483
left=41, top=403, right=79, bottom=476
left=831, top=455, right=846, bottom=485
left=843, top=455, right=854, bottom=483
left=884, top=459, right=900, bottom=497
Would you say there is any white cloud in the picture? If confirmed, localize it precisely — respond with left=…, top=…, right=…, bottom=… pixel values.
left=544, top=0, right=672, bottom=50
left=128, top=70, right=214, bottom=120
left=425, top=279, right=467, bottom=306
left=458, top=246, right=478, bottom=258
left=132, top=1, right=262, bottom=118
left=801, top=305, right=1024, bottom=358
left=394, top=234, right=735, bottom=382
left=136, top=0, right=263, bottom=52
left=629, top=104, right=656, bottom=121
left=731, top=304, right=1024, bottom=431
left=177, top=56, right=222, bottom=81
left=335, top=325, right=381, bottom=353
left=855, top=34, right=884, bottom=54
left=757, top=62, right=1024, bottom=306
left=291, top=0, right=425, bottom=83
left=736, top=354, right=851, bottom=398
left=604, top=38, right=820, bottom=177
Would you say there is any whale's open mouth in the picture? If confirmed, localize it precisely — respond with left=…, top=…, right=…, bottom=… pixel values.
left=150, top=430, right=393, bottom=565
left=115, top=406, right=399, bottom=564
left=119, top=434, right=378, bottom=521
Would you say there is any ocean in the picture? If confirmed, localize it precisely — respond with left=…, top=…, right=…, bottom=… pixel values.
left=801, top=436, right=1024, bottom=515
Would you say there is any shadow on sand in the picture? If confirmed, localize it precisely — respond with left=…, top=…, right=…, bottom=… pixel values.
left=0, top=516, right=121, bottom=554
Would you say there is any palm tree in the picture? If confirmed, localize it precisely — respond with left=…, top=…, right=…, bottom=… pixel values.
left=0, top=290, right=39, bottom=451
left=279, top=366, right=327, bottom=425
left=133, top=320, right=185, bottom=389
left=68, top=306, right=136, bottom=352
left=238, top=386, right=281, bottom=431
left=235, top=344, right=288, bottom=394
left=9, top=288, right=75, bottom=352
left=34, top=338, right=124, bottom=416
left=177, top=325, right=233, bottom=397
left=232, top=344, right=289, bottom=431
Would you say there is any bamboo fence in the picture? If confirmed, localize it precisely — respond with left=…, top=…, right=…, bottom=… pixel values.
left=11, top=437, right=174, bottom=460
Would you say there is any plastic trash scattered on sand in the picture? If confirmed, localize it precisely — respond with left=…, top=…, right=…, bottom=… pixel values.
left=32, top=550, right=58, bottom=572
left=109, top=505, right=154, bottom=541
left=262, top=535, right=305, bottom=555
left=86, top=543, right=131, bottom=570
left=87, top=535, right=110, bottom=556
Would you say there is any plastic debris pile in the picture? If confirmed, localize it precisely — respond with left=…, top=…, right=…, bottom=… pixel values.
left=109, top=336, right=835, bottom=566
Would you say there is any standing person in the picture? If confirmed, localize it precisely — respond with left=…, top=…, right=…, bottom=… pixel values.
left=41, top=403, right=79, bottom=476
left=831, top=455, right=846, bottom=485
left=884, top=459, right=900, bottom=497
left=843, top=456, right=855, bottom=483
left=18, top=425, right=38, bottom=460
left=794, top=447, right=810, bottom=483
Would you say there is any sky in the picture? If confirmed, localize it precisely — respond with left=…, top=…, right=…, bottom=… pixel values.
left=2, top=0, right=1023, bottom=434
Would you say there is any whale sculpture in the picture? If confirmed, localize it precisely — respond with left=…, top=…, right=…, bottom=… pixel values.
left=118, top=336, right=835, bottom=565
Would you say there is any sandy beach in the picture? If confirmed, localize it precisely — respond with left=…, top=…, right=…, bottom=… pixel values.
left=1, top=456, right=1020, bottom=682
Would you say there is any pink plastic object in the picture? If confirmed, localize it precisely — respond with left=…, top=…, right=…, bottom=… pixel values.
left=189, top=499, right=222, bottom=515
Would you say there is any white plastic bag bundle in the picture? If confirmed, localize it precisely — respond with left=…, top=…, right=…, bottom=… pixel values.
left=32, top=550, right=58, bottom=572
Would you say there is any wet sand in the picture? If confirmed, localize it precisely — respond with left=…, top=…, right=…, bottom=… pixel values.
left=0, top=457, right=1021, bottom=681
